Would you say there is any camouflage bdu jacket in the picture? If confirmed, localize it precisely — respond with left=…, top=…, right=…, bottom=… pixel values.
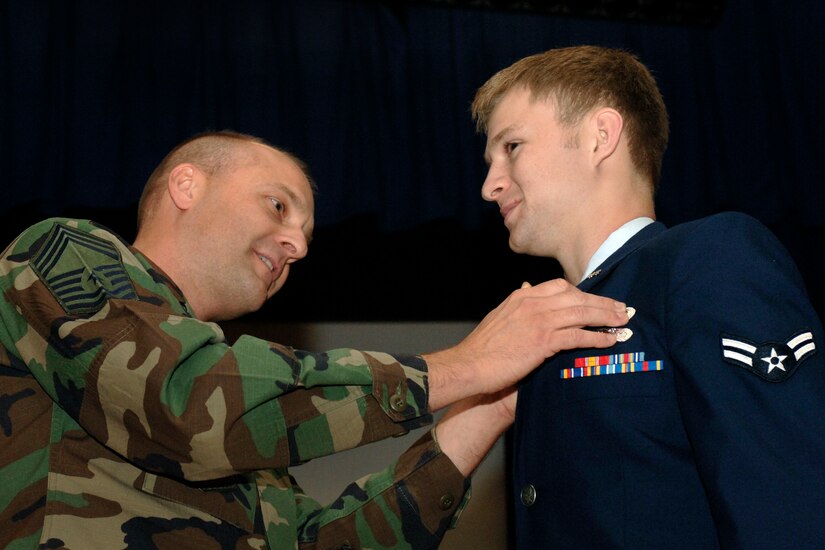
left=0, top=218, right=470, bottom=549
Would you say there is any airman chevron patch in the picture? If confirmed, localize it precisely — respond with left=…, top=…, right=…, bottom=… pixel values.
left=30, top=223, right=137, bottom=315
left=721, top=330, right=816, bottom=382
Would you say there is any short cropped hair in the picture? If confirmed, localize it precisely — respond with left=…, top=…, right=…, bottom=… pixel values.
left=136, top=130, right=314, bottom=230
left=472, top=45, right=669, bottom=190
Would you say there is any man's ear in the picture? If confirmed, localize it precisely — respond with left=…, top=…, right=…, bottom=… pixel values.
left=167, top=164, right=199, bottom=211
left=591, top=108, right=623, bottom=167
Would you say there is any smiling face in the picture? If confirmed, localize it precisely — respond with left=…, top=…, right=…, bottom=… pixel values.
left=481, top=87, right=593, bottom=260
left=180, top=143, right=315, bottom=321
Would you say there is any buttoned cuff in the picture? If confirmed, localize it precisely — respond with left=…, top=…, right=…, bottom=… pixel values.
left=394, top=429, right=472, bottom=534
left=366, top=352, right=431, bottom=424
left=305, top=429, right=472, bottom=549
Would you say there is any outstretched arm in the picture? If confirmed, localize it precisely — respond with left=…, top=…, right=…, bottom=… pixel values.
left=291, top=391, right=520, bottom=549
left=425, top=278, right=628, bottom=411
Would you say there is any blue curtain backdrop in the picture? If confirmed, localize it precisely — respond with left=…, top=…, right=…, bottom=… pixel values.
left=1, top=0, right=823, bottom=321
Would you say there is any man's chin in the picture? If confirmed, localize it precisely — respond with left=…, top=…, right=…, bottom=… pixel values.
left=267, top=279, right=287, bottom=300
left=508, top=234, right=527, bottom=254
left=222, top=292, right=268, bottom=321
left=508, top=235, right=545, bottom=257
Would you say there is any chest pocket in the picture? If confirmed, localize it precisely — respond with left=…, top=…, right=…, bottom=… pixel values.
left=139, top=471, right=258, bottom=532
left=561, top=352, right=665, bottom=403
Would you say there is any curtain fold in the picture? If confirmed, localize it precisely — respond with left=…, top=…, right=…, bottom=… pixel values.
left=2, top=0, right=823, bottom=318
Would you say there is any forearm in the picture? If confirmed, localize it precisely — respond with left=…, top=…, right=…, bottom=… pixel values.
left=422, top=346, right=480, bottom=411
left=9, top=289, right=433, bottom=478
left=101, top=336, right=434, bottom=477
left=434, top=390, right=515, bottom=476
left=296, top=393, right=515, bottom=548
left=296, top=430, right=470, bottom=549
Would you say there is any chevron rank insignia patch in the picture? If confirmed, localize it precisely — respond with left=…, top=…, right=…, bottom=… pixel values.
left=30, top=223, right=137, bottom=315
left=721, top=330, right=816, bottom=382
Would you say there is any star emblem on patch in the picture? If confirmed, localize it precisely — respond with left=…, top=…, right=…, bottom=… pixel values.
left=761, top=348, right=787, bottom=373
left=721, top=330, right=816, bottom=382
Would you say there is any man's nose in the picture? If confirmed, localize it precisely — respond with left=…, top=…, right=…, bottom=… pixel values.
left=279, top=229, right=308, bottom=263
left=481, top=164, right=509, bottom=202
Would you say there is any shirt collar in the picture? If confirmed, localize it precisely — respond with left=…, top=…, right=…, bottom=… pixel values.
left=579, top=217, right=655, bottom=283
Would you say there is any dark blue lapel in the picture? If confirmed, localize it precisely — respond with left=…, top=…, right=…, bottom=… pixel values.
left=577, top=221, right=667, bottom=292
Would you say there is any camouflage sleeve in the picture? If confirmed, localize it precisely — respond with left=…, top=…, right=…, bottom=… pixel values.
left=291, top=430, right=472, bottom=549
left=0, top=219, right=433, bottom=481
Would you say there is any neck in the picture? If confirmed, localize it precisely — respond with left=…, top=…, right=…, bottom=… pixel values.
left=133, top=228, right=203, bottom=318
left=560, top=197, right=654, bottom=284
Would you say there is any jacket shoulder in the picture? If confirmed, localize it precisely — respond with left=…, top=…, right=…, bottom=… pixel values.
left=660, top=211, right=775, bottom=246
left=674, top=211, right=766, bottom=232
left=3, top=218, right=122, bottom=256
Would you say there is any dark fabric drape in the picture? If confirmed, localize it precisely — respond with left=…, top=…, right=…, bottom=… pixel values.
left=2, top=0, right=823, bottom=320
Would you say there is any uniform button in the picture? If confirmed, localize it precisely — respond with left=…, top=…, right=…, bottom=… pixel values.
left=439, top=494, right=455, bottom=510
left=390, top=395, right=407, bottom=412
left=520, top=484, right=537, bottom=507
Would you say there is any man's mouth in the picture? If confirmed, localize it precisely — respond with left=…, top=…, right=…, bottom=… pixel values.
left=258, top=254, right=275, bottom=272
left=258, top=254, right=281, bottom=286
left=500, top=200, right=520, bottom=223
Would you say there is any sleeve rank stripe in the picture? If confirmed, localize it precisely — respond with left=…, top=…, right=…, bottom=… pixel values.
left=787, top=332, right=813, bottom=349
left=722, top=350, right=753, bottom=366
left=721, top=338, right=757, bottom=354
left=794, top=342, right=816, bottom=361
left=34, top=225, right=120, bottom=274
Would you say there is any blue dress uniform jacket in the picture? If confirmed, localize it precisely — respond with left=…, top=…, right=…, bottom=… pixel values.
left=512, top=212, right=825, bottom=549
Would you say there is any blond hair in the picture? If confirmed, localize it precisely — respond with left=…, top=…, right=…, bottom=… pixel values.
left=472, top=45, right=669, bottom=190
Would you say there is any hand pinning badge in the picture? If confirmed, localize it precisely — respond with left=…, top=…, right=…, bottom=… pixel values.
left=592, top=306, right=635, bottom=342
left=562, top=306, right=662, bottom=380
left=520, top=280, right=635, bottom=342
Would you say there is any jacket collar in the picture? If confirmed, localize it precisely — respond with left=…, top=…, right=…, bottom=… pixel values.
left=577, top=221, right=667, bottom=291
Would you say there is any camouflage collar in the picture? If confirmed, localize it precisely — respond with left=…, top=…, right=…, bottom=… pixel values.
left=130, top=248, right=194, bottom=317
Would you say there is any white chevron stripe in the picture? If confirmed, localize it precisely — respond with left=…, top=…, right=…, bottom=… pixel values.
left=794, top=342, right=816, bottom=360
left=788, top=332, right=814, bottom=350
left=723, top=350, right=753, bottom=366
left=722, top=338, right=756, bottom=354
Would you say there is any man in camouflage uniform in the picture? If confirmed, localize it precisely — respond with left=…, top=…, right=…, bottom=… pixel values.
left=0, top=131, right=629, bottom=548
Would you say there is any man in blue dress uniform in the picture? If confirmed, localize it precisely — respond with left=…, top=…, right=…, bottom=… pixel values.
left=471, top=45, right=825, bottom=548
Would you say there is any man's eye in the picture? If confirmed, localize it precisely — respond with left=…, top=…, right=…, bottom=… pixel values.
left=270, top=198, right=284, bottom=213
left=505, top=142, right=520, bottom=154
